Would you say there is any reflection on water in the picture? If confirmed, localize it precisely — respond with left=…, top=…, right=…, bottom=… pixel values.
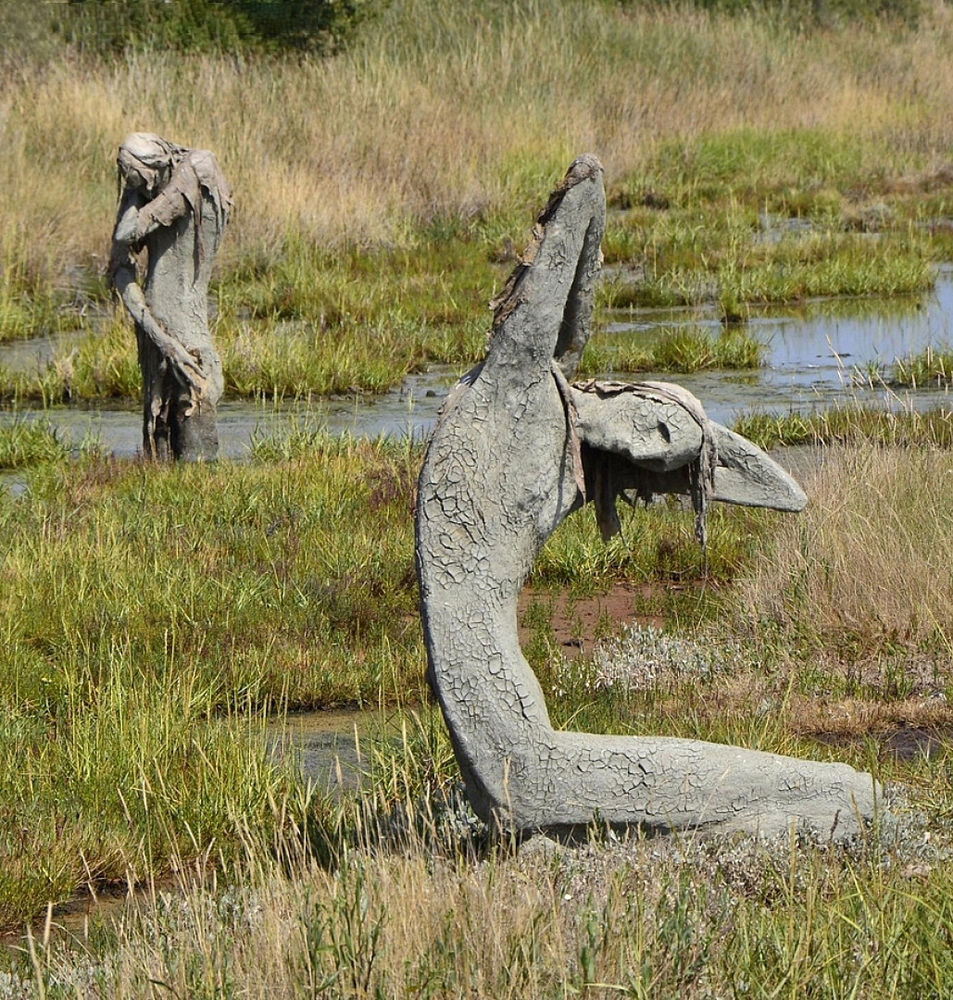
left=3, top=269, right=953, bottom=459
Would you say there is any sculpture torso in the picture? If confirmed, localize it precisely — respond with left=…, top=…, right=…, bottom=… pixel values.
left=141, top=151, right=226, bottom=403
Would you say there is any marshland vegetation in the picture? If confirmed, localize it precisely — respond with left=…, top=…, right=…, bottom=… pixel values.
left=4, top=0, right=953, bottom=995
left=4, top=0, right=953, bottom=396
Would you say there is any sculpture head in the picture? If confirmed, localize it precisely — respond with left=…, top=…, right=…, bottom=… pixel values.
left=117, top=132, right=188, bottom=198
left=488, top=154, right=605, bottom=379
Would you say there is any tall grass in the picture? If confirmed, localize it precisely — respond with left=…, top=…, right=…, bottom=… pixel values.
left=4, top=767, right=952, bottom=998
left=734, top=401, right=953, bottom=448
left=0, top=419, right=67, bottom=469
left=736, top=443, right=953, bottom=656
left=0, top=440, right=425, bottom=713
left=0, top=673, right=297, bottom=929
left=4, top=432, right=953, bottom=986
left=578, top=323, right=765, bottom=376
left=0, top=436, right=430, bottom=926
left=3, top=0, right=953, bottom=346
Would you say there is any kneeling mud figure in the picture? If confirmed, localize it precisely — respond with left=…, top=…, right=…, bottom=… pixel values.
left=416, top=155, right=878, bottom=841
left=110, top=133, right=231, bottom=461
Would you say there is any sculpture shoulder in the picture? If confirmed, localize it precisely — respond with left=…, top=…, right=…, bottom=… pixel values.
left=186, top=150, right=233, bottom=206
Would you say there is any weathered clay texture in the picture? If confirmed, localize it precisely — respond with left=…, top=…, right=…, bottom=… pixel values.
left=110, top=133, right=231, bottom=461
left=416, top=154, right=878, bottom=841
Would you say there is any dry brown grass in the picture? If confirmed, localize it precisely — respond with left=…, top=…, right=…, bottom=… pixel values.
left=16, top=806, right=952, bottom=999
left=738, top=443, right=953, bottom=652
left=5, top=0, right=953, bottom=291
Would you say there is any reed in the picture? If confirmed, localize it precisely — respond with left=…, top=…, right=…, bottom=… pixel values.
left=892, top=345, right=953, bottom=387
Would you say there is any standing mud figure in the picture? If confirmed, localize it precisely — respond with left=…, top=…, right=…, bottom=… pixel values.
left=416, top=154, right=878, bottom=841
left=110, top=133, right=231, bottom=461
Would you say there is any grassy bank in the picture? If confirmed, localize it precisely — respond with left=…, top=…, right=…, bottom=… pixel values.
left=2, top=0, right=953, bottom=397
left=3, top=435, right=953, bottom=982
left=0, top=311, right=766, bottom=404
left=0, top=431, right=773, bottom=929
left=1, top=437, right=953, bottom=992
left=735, top=400, right=953, bottom=448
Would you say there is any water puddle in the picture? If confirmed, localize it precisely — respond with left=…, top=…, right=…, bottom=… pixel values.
left=3, top=271, right=953, bottom=460
left=812, top=725, right=953, bottom=762
left=1, top=707, right=401, bottom=953
left=267, top=707, right=407, bottom=795
left=0, top=371, right=454, bottom=464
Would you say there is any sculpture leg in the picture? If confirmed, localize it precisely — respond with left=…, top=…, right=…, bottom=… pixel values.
left=430, top=608, right=878, bottom=842
left=173, top=399, right=219, bottom=462
left=172, top=351, right=223, bottom=461
left=137, top=330, right=172, bottom=461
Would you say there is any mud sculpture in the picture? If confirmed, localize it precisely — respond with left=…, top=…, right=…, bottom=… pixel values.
left=110, top=133, right=232, bottom=461
left=416, top=155, right=878, bottom=840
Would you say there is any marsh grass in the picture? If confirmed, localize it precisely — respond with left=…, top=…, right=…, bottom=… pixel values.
left=734, top=400, right=953, bottom=449
left=535, top=496, right=774, bottom=590
left=892, top=344, right=953, bottom=387
left=0, top=437, right=427, bottom=926
left=3, top=313, right=766, bottom=403
left=4, top=438, right=953, bottom=991
left=0, top=675, right=297, bottom=930
left=736, top=443, right=953, bottom=659
left=3, top=0, right=953, bottom=394
left=0, top=419, right=67, bottom=469
left=0, top=440, right=425, bottom=712
left=602, top=212, right=935, bottom=313
left=578, top=323, right=764, bottom=376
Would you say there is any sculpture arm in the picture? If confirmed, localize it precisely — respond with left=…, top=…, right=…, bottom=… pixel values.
left=114, top=187, right=190, bottom=245
left=134, top=183, right=190, bottom=239
left=110, top=186, right=147, bottom=261
left=112, top=201, right=142, bottom=246
left=111, top=261, right=208, bottom=396
left=571, top=384, right=703, bottom=472
left=109, top=183, right=207, bottom=394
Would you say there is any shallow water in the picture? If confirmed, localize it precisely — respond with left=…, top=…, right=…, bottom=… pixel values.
left=2, top=270, right=952, bottom=461
left=601, top=265, right=953, bottom=425
left=266, top=706, right=402, bottom=794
